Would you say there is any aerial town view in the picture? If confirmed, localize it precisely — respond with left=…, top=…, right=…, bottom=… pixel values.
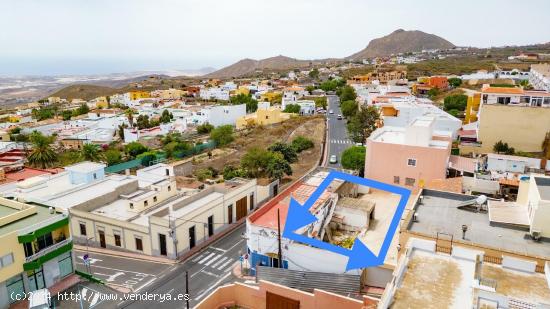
left=1, top=0, right=550, bottom=308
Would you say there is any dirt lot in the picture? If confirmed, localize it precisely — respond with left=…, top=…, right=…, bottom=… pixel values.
left=192, top=115, right=326, bottom=185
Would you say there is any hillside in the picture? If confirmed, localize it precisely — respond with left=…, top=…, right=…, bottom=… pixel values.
left=205, top=55, right=313, bottom=78
left=48, top=84, right=120, bottom=101
left=347, top=29, right=455, bottom=60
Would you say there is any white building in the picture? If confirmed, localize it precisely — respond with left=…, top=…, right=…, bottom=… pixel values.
left=530, top=63, right=550, bottom=92
left=281, top=100, right=316, bottom=115
left=200, top=87, right=230, bottom=101
left=192, top=104, right=246, bottom=127
left=486, top=153, right=529, bottom=173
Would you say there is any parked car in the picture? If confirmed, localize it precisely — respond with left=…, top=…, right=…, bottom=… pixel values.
left=29, top=289, right=51, bottom=309
left=337, top=114, right=343, bottom=120
left=329, top=155, right=337, bottom=164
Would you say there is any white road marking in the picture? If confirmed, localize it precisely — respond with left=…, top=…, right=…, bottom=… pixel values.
left=210, top=246, right=227, bottom=252
left=90, top=293, right=100, bottom=307
left=217, top=259, right=233, bottom=271
left=192, top=253, right=206, bottom=262
left=135, top=277, right=156, bottom=293
left=211, top=256, right=228, bottom=269
left=201, top=270, right=219, bottom=278
left=204, top=254, right=221, bottom=266
left=198, top=252, right=216, bottom=264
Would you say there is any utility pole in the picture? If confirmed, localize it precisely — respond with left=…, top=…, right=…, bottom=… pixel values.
left=185, top=271, right=190, bottom=309
left=277, top=209, right=282, bottom=268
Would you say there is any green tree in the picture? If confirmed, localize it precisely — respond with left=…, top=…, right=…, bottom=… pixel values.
left=137, top=151, right=158, bottom=166
left=195, top=168, right=214, bottom=182
left=268, top=142, right=298, bottom=163
left=266, top=152, right=292, bottom=180
left=283, top=104, right=301, bottom=113
left=291, top=136, right=314, bottom=153
left=448, top=77, right=462, bottom=88
left=306, top=85, right=316, bottom=93
left=223, top=165, right=248, bottom=180
left=308, top=68, right=319, bottom=79
left=230, top=93, right=258, bottom=113
left=240, top=147, right=272, bottom=177
left=443, top=94, right=468, bottom=112
left=210, top=125, right=235, bottom=146
left=427, top=87, right=440, bottom=99
left=338, top=85, right=357, bottom=102
left=62, top=110, right=73, bottom=120
left=197, top=123, right=214, bottom=134
left=163, top=141, right=192, bottom=158
left=340, top=100, right=358, bottom=118
left=346, top=106, right=379, bottom=143
left=27, top=131, right=57, bottom=168
left=118, top=124, right=127, bottom=140
left=125, top=142, right=148, bottom=158
left=341, top=146, right=366, bottom=173
left=159, top=110, right=172, bottom=123
left=493, top=140, right=515, bottom=155
left=80, top=143, right=103, bottom=162
left=136, top=114, right=151, bottom=129
left=104, top=149, right=122, bottom=166
left=76, top=103, right=90, bottom=115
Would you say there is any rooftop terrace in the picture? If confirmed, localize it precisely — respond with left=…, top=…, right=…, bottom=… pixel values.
left=408, top=189, right=550, bottom=258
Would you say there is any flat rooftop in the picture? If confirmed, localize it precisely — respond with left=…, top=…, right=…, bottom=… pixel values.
left=0, top=201, right=63, bottom=234
left=408, top=189, right=550, bottom=258
left=535, top=177, right=550, bottom=200
left=391, top=248, right=475, bottom=309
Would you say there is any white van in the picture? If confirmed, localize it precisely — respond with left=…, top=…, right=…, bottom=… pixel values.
left=28, top=289, right=51, bottom=309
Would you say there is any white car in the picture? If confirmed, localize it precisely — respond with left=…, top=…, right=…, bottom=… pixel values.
left=329, top=110, right=334, bottom=114
left=337, top=114, right=343, bottom=120
left=28, top=289, right=51, bottom=309
left=329, top=155, right=337, bottom=164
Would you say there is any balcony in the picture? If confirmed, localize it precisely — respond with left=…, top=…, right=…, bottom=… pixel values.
left=23, top=238, right=73, bottom=271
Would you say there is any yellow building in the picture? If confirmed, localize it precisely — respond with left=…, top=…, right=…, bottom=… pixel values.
left=93, top=96, right=109, bottom=108
left=259, top=91, right=282, bottom=103
left=0, top=199, right=73, bottom=307
left=127, top=91, right=150, bottom=101
left=236, top=107, right=291, bottom=130
left=471, top=86, right=550, bottom=153
left=464, top=92, right=481, bottom=124
left=234, top=86, right=250, bottom=96
left=47, top=97, right=61, bottom=104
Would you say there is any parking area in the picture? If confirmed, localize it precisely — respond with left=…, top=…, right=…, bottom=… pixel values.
left=74, top=249, right=175, bottom=292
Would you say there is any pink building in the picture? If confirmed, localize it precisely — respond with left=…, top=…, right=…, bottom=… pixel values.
left=364, top=116, right=451, bottom=190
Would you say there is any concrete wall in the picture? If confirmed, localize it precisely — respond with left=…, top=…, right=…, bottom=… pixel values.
left=478, top=104, right=550, bottom=153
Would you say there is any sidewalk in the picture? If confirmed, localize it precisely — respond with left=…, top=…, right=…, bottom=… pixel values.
left=73, top=244, right=176, bottom=265
left=231, top=263, right=256, bottom=282
left=10, top=274, right=81, bottom=309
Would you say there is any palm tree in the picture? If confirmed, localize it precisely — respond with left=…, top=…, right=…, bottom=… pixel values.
left=80, top=144, right=103, bottom=162
left=27, top=131, right=57, bottom=168
left=541, top=131, right=550, bottom=170
left=125, top=109, right=135, bottom=127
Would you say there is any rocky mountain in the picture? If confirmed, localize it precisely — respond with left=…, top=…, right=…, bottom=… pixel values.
left=205, top=55, right=314, bottom=79
left=347, top=29, right=455, bottom=60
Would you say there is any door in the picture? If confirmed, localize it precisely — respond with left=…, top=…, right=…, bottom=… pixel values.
left=189, top=226, right=196, bottom=249
left=250, top=193, right=254, bottom=211
left=228, top=205, right=233, bottom=224
left=266, top=291, right=299, bottom=309
left=236, top=197, right=247, bottom=221
left=27, top=267, right=45, bottom=291
left=159, top=234, right=167, bottom=256
left=98, top=230, right=106, bottom=248
left=207, top=216, right=214, bottom=237
left=273, top=184, right=279, bottom=196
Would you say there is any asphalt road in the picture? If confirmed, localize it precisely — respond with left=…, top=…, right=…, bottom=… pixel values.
left=74, top=250, right=174, bottom=293
left=326, top=95, right=354, bottom=168
left=119, top=224, right=247, bottom=309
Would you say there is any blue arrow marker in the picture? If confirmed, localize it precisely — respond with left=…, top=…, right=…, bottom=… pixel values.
left=282, top=170, right=410, bottom=271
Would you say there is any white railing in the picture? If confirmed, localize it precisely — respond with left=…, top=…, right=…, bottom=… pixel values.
left=25, top=237, right=72, bottom=263
left=18, top=213, right=67, bottom=236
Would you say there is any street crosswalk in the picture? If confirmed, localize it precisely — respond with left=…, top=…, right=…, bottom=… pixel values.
left=192, top=250, right=236, bottom=271
left=330, top=139, right=353, bottom=144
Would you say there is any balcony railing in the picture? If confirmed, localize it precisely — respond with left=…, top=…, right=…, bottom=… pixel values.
left=25, top=237, right=72, bottom=263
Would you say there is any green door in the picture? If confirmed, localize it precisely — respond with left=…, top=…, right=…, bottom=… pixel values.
left=58, top=252, right=73, bottom=278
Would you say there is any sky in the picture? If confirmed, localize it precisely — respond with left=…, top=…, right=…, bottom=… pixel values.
left=1, top=0, right=549, bottom=76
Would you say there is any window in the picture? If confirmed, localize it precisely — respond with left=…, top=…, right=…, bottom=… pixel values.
left=135, top=237, right=143, bottom=251
left=407, top=158, right=417, bottom=167
left=153, top=196, right=157, bottom=202
left=114, top=233, right=122, bottom=247
left=129, top=203, right=134, bottom=209
left=393, top=176, right=400, bottom=184
left=168, top=186, right=172, bottom=192
left=93, top=173, right=98, bottom=179
left=250, top=193, right=254, bottom=211
left=0, top=253, right=14, bottom=268
left=165, top=168, right=170, bottom=176
left=144, top=200, right=148, bottom=207
left=482, top=94, right=488, bottom=103
left=24, top=242, right=34, bottom=258
left=37, top=232, right=54, bottom=251
left=79, top=223, right=87, bottom=236
left=405, top=178, right=416, bottom=186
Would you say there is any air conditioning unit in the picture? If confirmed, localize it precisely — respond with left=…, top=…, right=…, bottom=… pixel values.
left=531, top=231, right=542, bottom=241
